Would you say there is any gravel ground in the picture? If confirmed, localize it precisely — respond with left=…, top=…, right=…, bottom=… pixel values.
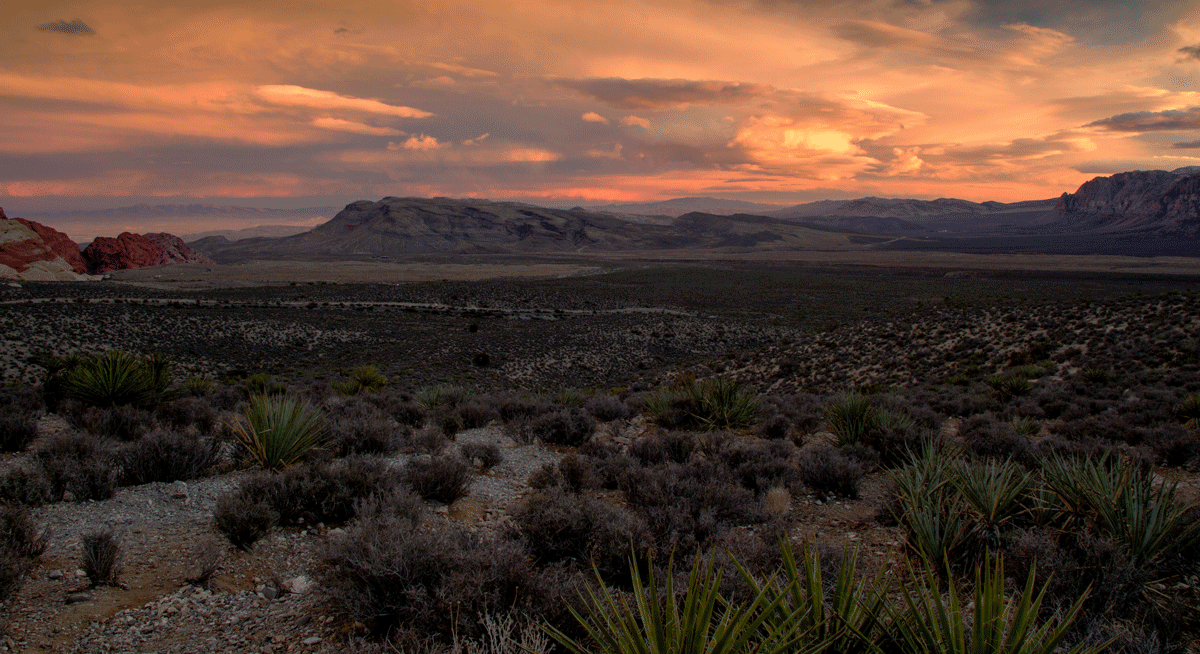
left=0, top=423, right=581, bottom=654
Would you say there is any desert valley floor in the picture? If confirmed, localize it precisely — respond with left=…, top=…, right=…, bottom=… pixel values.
left=2, top=256, right=1200, bottom=653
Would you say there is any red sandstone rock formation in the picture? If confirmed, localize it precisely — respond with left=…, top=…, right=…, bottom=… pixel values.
left=143, top=232, right=214, bottom=266
left=0, top=208, right=92, bottom=280
left=82, top=232, right=168, bottom=273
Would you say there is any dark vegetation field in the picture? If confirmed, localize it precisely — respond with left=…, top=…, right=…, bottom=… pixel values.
left=2, top=263, right=1200, bottom=653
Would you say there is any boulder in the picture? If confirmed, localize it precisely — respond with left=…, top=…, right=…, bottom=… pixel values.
left=82, top=232, right=168, bottom=273
left=0, top=208, right=95, bottom=281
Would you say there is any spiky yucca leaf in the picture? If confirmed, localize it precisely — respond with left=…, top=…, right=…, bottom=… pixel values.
left=824, top=394, right=878, bottom=447
left=62, top=349, right=172, bottom=408
left=548, top=551, right=820, bottom=654
left=738, top=539, right=889, bottom=654
left=952, top=460, right=1032, bottom=528
left=229, top=394, right=325, bottom=470
left=887, top=556, right=1111, bottom=654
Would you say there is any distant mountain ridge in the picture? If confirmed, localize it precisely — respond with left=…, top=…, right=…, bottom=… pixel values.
left=585, top=196, right=784, bottom=217
left=189, top=197, right=861, bottom=262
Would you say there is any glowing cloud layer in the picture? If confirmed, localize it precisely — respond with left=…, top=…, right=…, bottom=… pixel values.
left=3, top=0, right=1200, bottom=210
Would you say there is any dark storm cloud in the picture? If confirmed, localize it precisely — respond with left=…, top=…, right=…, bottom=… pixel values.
left=1087, top=107, right=1200, bottom=132
left=1172, top=141, right=1200, bottom=149
left=36, top=19, right=95, bottom=35
left=1179, top=45, right=1200, bottom=61
left=551, top=78, right=772, bottom=110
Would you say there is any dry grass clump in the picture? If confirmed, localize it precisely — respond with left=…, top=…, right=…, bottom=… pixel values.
left=0, top=503, right=48, bottom=601
left=80, top=530, right=122, bottom=586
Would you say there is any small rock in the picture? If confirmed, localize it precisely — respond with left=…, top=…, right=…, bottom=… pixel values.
left=170, top=480, right=189, bottom=501
left=65, top=593, right=91, bottom=605
left=262, top=586, right=279, bottom=600
left=284, top=575, right=312, bottom=595
left=303, top=637, right=323, bottom=646
left=48, top=570, right=63, bottom=580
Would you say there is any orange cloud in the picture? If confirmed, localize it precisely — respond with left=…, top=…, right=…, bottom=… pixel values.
left=256, top=85, right=433, bottom=118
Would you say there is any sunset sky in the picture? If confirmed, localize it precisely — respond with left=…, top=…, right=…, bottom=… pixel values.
left=4, top=0, right=1200, bottom=218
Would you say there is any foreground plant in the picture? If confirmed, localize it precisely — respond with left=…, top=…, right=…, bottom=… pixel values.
left=1039, top=454, right=1199, bottom=564
left=229, top=394, right=326, bottom=470
left=888, top=556, right=1109, bottom=654
left=548, top=551, right=814, bottom=654
left=740, top=539, right=889, bottom=654
left=645, top=379, right=760, bottom=431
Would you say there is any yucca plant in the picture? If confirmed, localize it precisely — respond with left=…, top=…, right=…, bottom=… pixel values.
left=1174, top=394, right=1200, bottom=429
left=1009, top=417, right=1040, bottom=437
left=331, top=365, right=388, bottom=395
left=415, top=384, right=475, bottom=409
left=887, top=556, right=1111, bottom=654
left=889, top=443, right=968, bottom=567
left=985, top=374, right=1031, bottom=402
left=228, top=394, right=325, bottom=470
left=825, top=394, right=879, bottom=447
left=739, top=539, right=889, bottom=654
left=952, top=460, right=1033, bottom=546
left=548, top=551, right=820, bottom=654
left=688, top=379, right=760, bottom=430
left=185, top=376, right=214, bottom=396
left=1080, top=367, right=1115, bottom=385
left=1039, top=454, right=1199, bottom=564
left=62, top=349, right=172, bottom=408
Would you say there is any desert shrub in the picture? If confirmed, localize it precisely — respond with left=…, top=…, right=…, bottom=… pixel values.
left=118, top=430, right=222, bottom=485
left=64, top=403, right=155, bottom=441
left=275, top=456, right=399, bottom=525
left=33, top=432, right=118, bottom=502
left=0, top=462, right=52, bottom=506
left=320, top=517, right=546, bottom=642
left=755, top=412, right=792, bottom=440
left=81, top=530, right=122, bottom=586
left=229, top=394, right=326, bottom=470
left=156, top=397, right=220, bottom=435
left=497, top=395, right=554, bottom=423
left=726, top=440, right=797, bottom=495
left=584, top=394, right=634, bottom=422
left=324, top=401, right=402, bottom=456
left=1143, top=424, right=1200, bottom=468
left=206, top=384, right=243, bottom=411
left=824, top=393, right=878, bottom=446
left=959, top=413, right=1034, bottom=464
left=795, top=444, right=863, bottom=499
left=0, top=503, right=47, bottom=601
left=455, top=398, right=499, bottom=430
left=460, top=441, right=504, bottom=471
left=527, top=408, right=595, bottom=446
left=629, top=431, right=697, bottom=465
left=404, top=455, right=474, bottom=503
left=60, top=350, right=173, bottom=409
left=213, top=491, right=279, bottom=550
left=367, top=394, right=426, bottom=428
left=512, top=488, right=648, bottom=578
left=332, top=365, right=388, bottom=396
left=0, top=411, right=39, bottom=452
left=619, top=460, right=762, bottom=551
left=762, top=392, right=825, bottom=434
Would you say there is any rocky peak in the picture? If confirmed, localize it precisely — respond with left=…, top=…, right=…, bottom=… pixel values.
left=1051, top=169, right=1200, bottom=237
